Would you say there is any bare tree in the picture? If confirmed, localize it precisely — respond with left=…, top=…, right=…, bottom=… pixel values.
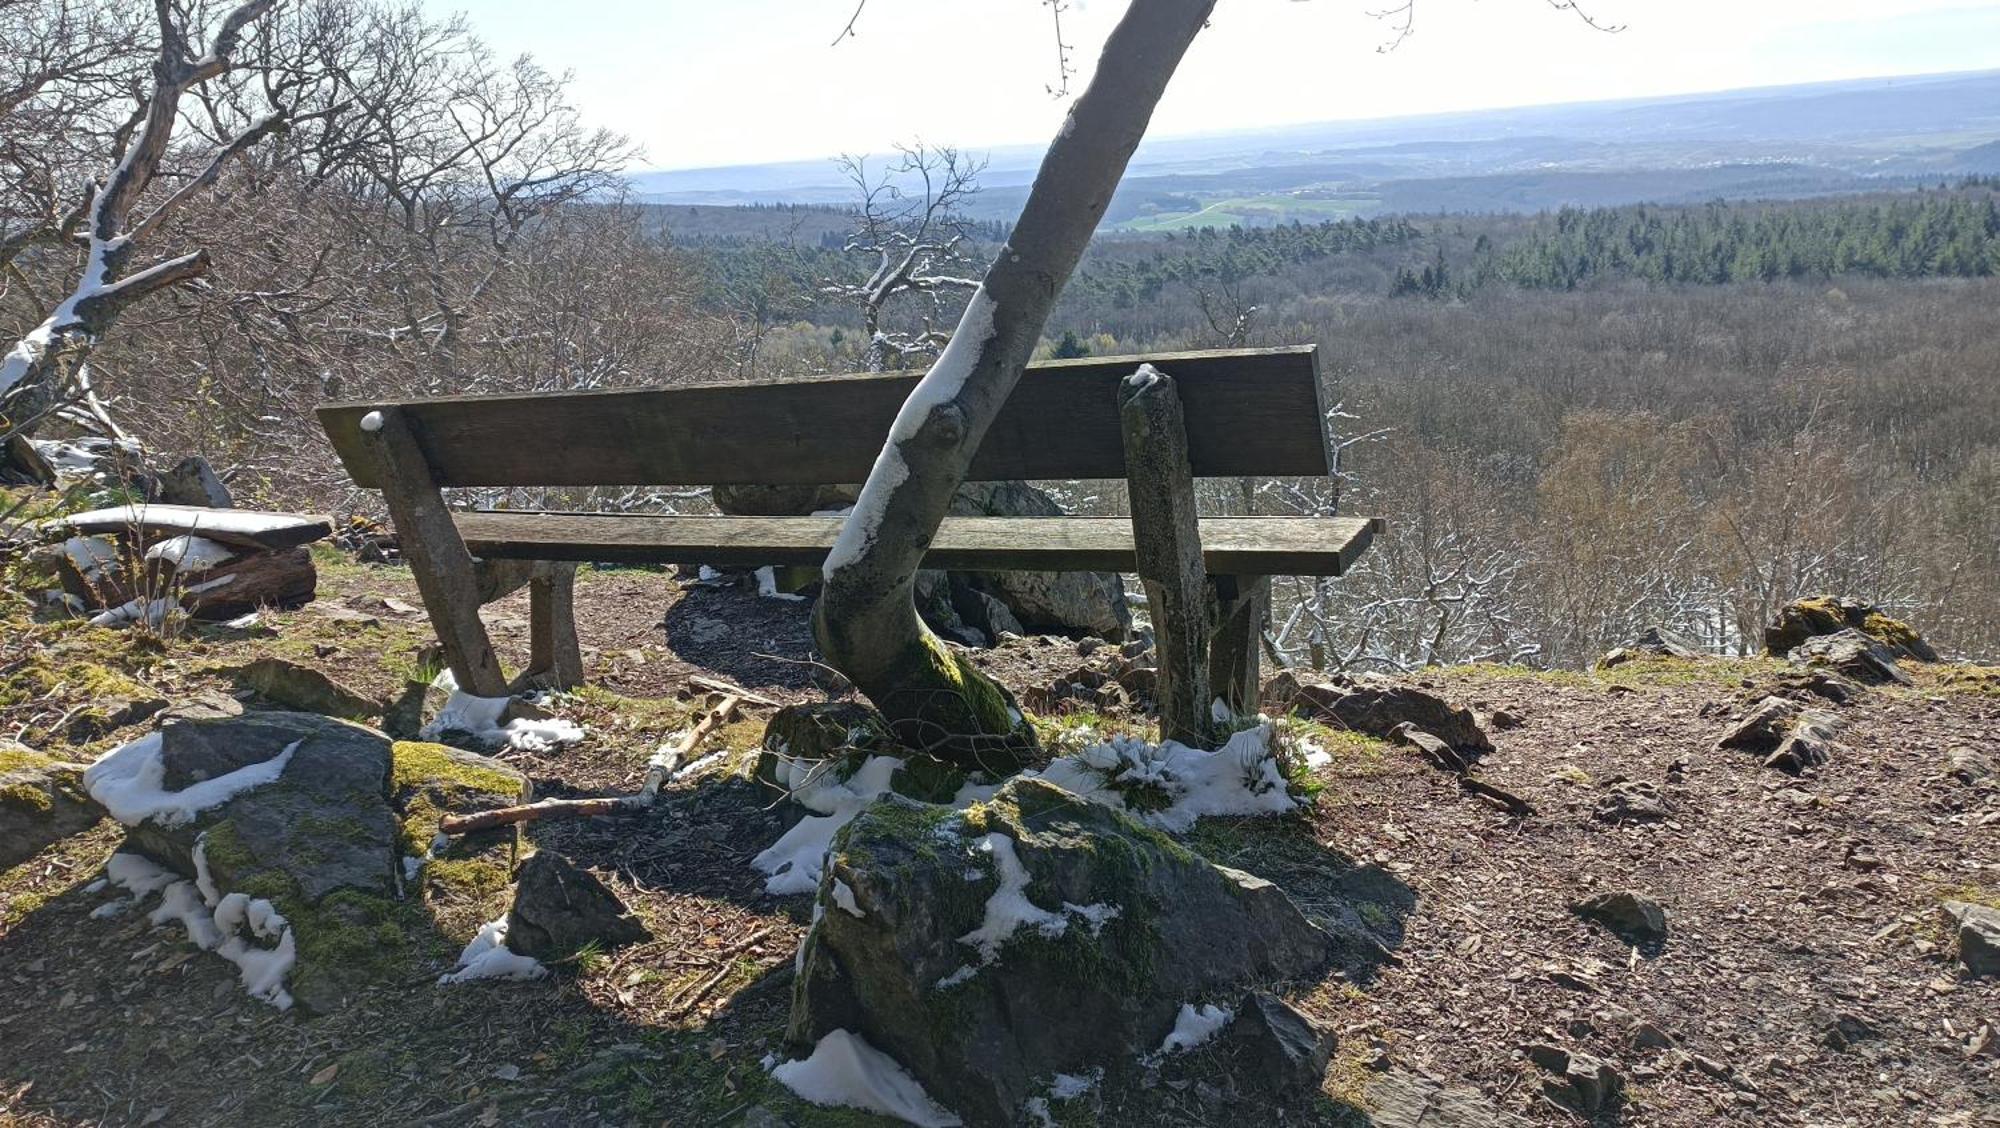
left=825, top=142, right=984, bottom=371
left=0, top=0, right=287, bottom=443
left=814, top=0, right=1218, bottom=769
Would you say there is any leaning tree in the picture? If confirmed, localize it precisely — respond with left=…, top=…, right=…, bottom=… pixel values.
left=813, top=0, right=1617, bottom=768
left=0, top=0, right=288, bottom=445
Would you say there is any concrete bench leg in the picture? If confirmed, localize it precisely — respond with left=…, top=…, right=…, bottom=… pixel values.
left=526, top=562, right=585, bottom=690
left=1209, top=574, right=1269, bottom=719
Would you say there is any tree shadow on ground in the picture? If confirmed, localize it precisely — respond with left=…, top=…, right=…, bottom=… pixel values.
left=657, top=578, right=827, bottom=694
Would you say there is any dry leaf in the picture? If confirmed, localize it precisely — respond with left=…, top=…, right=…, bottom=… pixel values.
left=309, top=1064, right=339, bottom=1086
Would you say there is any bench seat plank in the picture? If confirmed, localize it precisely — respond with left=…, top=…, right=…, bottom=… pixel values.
left=455, top=512, right=1383, bottom=577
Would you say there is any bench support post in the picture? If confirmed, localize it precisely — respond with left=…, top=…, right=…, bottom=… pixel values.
left=1119, top=365, right=1216, bottom=749
left=1208, top=574, right=1269, bottom=719
left=526, top=562, right=585, bottom=690
left=361, top=407, right=510, bottom=698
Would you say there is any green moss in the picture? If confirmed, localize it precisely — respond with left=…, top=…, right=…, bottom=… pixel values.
left=0, top=781, right=53, bottom=812
left=0, top=746, right=58, bottom=775
left=390, top=740, right=522, bottom=797
left=426, top=855, right=512, bottom=900
left=920, top=631, right=1016, bottom=734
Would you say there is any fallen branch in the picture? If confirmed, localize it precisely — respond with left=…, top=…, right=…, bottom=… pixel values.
left=687, top=675, right=781, bottom=709
left=437, top=695, right=742, bottom=834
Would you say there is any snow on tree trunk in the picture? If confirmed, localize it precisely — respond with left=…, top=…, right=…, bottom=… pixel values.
left=814, top=0, right=1217, bottom=771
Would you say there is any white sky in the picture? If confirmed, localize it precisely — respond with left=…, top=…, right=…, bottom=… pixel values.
left=425, top=0, right=2000, bottom=170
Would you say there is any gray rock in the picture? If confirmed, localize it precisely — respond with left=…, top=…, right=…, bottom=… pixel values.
left=1525, top=1044, right=1625, bottom=1117
left=1295, top=681, right=1493, bottom=755
left=233, top=657, right=383, bottom=724
left=0, top=746, right=102, bottom=870
left=132, top=713, right=399, bottom=904
left=154, top=455, right=233, bottom=508
left=506, top=852, right=650, bottom=961
left=1217, top=992, right=1336, bottom=1100
left=1594, top=779, right=1672, bottom=823
left=1716, top=696, right=1839, bottom=773
left=790, top=778, right=1335, bottom=1128
left=1572, top=890, right=1668, bottom=944
left=1787, top=629, right=1911, bottom=686
left=1942, top=901, right=2000, bottom=977
left=1947, top=746, right=1995, bottom=786
left=152, top=692, right=245, bottom=727
left=1363, top=1070, right=1529, bottom=1127
left=1601, top=625, right=1705, bottom=666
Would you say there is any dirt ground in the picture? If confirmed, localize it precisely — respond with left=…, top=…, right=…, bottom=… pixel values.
left=1, top=551, right=1996, bottom=1127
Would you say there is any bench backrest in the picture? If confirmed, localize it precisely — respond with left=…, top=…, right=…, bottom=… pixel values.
left=317, top=346, right=1328, bottom=489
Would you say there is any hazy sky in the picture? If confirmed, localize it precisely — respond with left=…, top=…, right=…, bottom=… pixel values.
left=422, top=0, right=2000, bottom=170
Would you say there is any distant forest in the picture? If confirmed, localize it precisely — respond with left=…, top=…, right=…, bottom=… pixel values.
left=679, top=182, right=2000, bottom=667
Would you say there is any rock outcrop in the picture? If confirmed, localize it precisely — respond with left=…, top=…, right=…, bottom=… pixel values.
left=1942, top=901, right=2000, bottom=977
left=1716, top=696, right=1839, bottom=773
left=1286, top=678, right=1493, bottom=756
left=1764, top=596, right=1937, bottom=662
left=1786, top=628, right=1911, bottom=686
left=790, top=778, right=1334, bottom=1127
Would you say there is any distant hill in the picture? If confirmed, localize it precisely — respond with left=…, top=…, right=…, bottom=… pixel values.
left=630, top=68, right=2000, bottom=227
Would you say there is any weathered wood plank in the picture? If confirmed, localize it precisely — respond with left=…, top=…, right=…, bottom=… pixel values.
left=1121, top=366, right=1214, bottom=748
left=46, top=504, right=331, bottom=552
left=364, top=407, right=509, bottom=697
left=453, top=513, right=1383, bottom=576
left=317, top=346, right=1326, bottom=489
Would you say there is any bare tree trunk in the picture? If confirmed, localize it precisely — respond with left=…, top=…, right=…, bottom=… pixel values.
left=814, top=0, right=1216, bottom=771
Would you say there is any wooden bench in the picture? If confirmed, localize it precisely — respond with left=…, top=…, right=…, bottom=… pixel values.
left=315, top=346, right=1382, bottom=724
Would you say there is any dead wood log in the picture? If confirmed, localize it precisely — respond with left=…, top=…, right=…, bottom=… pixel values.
left=436, top=695, right=742, bottom=835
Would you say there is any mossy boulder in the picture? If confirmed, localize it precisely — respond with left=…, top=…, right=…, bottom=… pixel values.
left=790, top=777, right=1334, bottom=1128
left=0, top=744, right=101, bottom=870
left=389, top=739, right=529, bottom=854
left=117, top=713, right=416, bottom=1010
left=1786, top=629, right=1911, bottom=687
left=1764, top=596, right=1937, bottom=662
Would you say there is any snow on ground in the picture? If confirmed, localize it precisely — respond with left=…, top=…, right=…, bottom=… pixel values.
left=61, top=536, right=118, bottom=578
left=1023, top=1068, right=1102, bottom=1128
left=755, top=566, right=808, bottom=602
left=87, top=597, right=176, bottom=629
left=423, top=670, right=585, bottom=752
left=84, top=733, right=297, bottom=827
left=1029, top=721, right=1303, bottom=833
left=1142, top=1002, right=1234, bottom=1065
left=99, top=851, right=298, bottom=1009
left=752, top=754, right=904, bottom=895
left=437, top=917, right=546, bottom=985
left=770, top=1029, right=962, bottom=1127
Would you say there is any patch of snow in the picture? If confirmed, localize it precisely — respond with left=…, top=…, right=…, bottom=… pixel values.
left=149, top=880, right=222, bottom=949
left=104, top=852, right=179, bottom=899
left=823, top=287, right=996, bottom=579
left=222, top=611, right=261, bottom=630
left=933, top=964, right=977, bottom=990
left=192, top=832, right=218, bottom=906
left=181, top=573, right=235, bottom=597
left=1143, top=1002, right=1234, bottom=1064
left=423, top=670, right=585, bottom=752
left=755, top=565, right=808, bottom=602
left=1047, top=1070, right=1101, bottom=1100
left=85, top=733, right=297, bottom=828
left=958, top=832, right=1069, bottom=963
left=144, top=535, right=235, bottom=572
left=89, top=900, right=130, bottom=919
left=771, top=1029, right=962, bottom=1127
left=1302, top=742, right=1332, bottom=770
left=438, top=917, right=546, bottom=985
left=359, top=410, right=384, bottom=433
left=48, top=504, right=313, bottom=538
left=753, top=754, right=904, bottom=895
left=1027, top=721, right=1303, bottom=834
left=1061, top=900, right=1120, bottom=938
left=62, top=536, right=119, bottom=578
left=403, top=855, right=424, bottom=882
left=83, top=878, right=107, bottom=894
left=88, top=596, right=175, bottom=629
left=1210, top=697, right=1234, bottom=725
left=831, top=878, right=864, bottom=918
left=212, top=893, right=296, bottom=1009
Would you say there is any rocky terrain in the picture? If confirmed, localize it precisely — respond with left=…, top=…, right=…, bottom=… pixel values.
left=0, top=542, right=1995, bottom=1127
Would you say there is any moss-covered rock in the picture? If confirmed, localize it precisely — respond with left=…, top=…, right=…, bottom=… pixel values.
left=0, top=744, right=101, bottom=870
left=1764, top=596, right=1938, bottom=661
left=790, top=777, right=1334, bottom=1128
